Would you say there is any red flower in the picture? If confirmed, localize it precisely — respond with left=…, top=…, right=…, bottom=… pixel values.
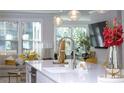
left=103, top=17, right=123, bottom=47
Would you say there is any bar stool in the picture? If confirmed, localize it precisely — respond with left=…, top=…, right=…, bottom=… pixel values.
left=8, top=69, right=25, bottom=83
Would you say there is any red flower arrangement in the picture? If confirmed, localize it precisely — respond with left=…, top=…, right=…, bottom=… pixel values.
left=103, top=18, right=123, bottom=47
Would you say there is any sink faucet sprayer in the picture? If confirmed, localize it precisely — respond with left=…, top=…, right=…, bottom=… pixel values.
left=58, top=37, right=77, bottom=69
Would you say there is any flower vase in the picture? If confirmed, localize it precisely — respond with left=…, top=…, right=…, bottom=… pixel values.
left=104, top=45, right=122, bottom=78
left=108, top=46, right=119, bottom=69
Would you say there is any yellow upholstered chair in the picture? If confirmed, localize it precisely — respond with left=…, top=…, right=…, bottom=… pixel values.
left=85, top=51, right=97, bottom=64
left=86, top=57, right=97, bottom=64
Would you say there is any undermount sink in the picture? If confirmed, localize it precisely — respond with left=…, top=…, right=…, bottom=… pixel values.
left=43, top=67, right=73, bottom=73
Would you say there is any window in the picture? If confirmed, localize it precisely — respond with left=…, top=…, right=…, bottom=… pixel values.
left=0, top=21, right=42, bottom=56
left=0, top=21, right=18, bottom=54
left=22, top=22, right=42, bottom=55
left=55, top=26, right=89, bottom=56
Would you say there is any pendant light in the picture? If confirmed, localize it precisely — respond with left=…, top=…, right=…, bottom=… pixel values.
left=68, top=10, right=80, bottom=21
left=54, top=10, right=80, bottom=26
left=54, top=16, right=63, bottom=26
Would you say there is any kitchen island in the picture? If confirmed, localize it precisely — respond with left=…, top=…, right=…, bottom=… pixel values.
left=26, top=60, right=107, bottom=83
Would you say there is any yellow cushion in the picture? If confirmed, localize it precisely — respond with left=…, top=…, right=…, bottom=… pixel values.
left=5, top=60, right=16, bottom=65
left=86, top=57, right=97, bottom=64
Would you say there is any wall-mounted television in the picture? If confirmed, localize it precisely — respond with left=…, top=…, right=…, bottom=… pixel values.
left=88, top=21, right=107, bottom=48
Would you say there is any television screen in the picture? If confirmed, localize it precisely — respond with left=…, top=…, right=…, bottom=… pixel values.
left=88, top=21, right=107, bottom=48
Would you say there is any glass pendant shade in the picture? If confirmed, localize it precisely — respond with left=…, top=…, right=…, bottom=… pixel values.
left=54, top=16, right=63, bottom=26
left=68, top=10, right=80, bottom=21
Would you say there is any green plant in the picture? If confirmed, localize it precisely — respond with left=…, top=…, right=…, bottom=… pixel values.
left=77, top=33, right=91, bottom=53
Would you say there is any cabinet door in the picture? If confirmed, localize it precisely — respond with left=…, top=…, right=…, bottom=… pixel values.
left=36, top=71, right=55, bottom=83
left=26, top=64, right=31, bottom=83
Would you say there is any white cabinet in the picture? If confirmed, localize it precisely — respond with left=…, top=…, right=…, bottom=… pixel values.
left=26, top=64, right=32, bottom=83
left=36, top=71, right=55, bottom=83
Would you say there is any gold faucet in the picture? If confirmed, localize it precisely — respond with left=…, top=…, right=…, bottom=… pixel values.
left=58, top=37, right=76, bottom=69
left=58, top=39, right=65, bottom=64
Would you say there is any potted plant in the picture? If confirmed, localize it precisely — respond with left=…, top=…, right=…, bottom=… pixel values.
left=77, top=33, right=91, bottom=54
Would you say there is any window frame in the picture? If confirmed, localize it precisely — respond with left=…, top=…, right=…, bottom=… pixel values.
left=21, top=21, right=42, bottom=56
left=0, top=21, right=19, bottom=55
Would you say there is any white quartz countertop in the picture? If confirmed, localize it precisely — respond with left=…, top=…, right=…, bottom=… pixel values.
left=26, top=60, right=106, bottom=83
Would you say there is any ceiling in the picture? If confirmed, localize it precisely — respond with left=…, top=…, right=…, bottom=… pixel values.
left=0, top=10, right=116, bottom=23
left=0, top=10, right=92, bottom=15
left=0, top=10, right=62, bottom=14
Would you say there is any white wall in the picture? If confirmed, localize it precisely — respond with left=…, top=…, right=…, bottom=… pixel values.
left=42, top=15, right=54, bottom=48
left=89, top=10, right=119, bottom=24
left=41, top=15, right=54, bottom=58
left=121, top=10, right=124, bottom=68
left=95, top=48, right=107, bottom=64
